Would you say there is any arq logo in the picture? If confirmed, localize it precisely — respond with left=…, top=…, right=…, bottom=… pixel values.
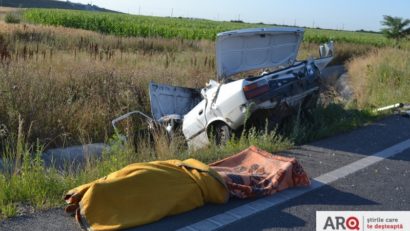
left=323, top=216, right=360, bottom=230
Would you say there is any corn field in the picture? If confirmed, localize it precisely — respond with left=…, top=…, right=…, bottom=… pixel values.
left=23, top=9, right=392, bottom=46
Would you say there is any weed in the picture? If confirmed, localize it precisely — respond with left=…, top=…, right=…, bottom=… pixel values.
left=4, top=13, right=20, bottom=24
left=281, top=103, right=378, bottom=144
left=348, top=48, right=410, bottom=107
left=0, top=120, right=67, bottom=218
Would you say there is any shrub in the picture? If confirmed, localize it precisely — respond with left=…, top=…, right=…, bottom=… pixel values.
left=4, top=13, right=21, bottom=24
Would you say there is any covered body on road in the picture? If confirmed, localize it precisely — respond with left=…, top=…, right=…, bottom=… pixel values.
left=64, top=146, right=310, bottom=230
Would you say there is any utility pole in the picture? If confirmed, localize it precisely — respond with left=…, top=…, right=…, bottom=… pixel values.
left=138, top=5, right=141, bottom=15
left=171, top=8, right=173, bottom=17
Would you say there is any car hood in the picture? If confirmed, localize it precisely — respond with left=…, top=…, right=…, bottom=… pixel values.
left=216, top=27, right=304, bottom=80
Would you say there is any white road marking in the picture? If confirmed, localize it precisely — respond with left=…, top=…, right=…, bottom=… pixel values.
left=177, top=139, right=410, bottom=231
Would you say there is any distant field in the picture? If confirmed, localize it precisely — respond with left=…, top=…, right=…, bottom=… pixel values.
left=0, top=0, right=115, bottom=12
left=0, top=7, right=20, bottom=13
left=23, top=9, right=391, bottom=46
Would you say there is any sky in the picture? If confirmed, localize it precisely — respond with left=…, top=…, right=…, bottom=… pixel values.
left=64, top=0, right=410, bottom=31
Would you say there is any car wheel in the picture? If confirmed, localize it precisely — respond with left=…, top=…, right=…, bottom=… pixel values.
left=212, top=123, right=231, bottom=146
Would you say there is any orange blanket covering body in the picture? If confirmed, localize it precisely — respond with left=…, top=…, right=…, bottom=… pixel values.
left=65, top=146, right=310, bottom=230
left=210, top=146, right=310, bottom=198
left=64, top=159, right=229, bottom=231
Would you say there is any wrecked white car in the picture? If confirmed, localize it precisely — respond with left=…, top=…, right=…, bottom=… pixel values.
left=113, top=27, right=334, bottom=149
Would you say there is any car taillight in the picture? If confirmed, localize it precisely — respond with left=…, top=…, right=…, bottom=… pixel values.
left=243, top=80, right=269, bottom=99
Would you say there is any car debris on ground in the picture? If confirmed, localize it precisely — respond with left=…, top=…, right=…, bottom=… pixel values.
left=113, top=27, right=334, bottom=149
left=375, top=103, right=410, bottom=117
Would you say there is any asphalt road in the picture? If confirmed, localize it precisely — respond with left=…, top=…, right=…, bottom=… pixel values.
left=224, top=149, right=410, bottom=231
left=1, top=115, right=410, bottom=231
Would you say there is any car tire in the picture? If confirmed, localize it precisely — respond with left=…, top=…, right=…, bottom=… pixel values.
left=212, top=123, right=231, bottom=146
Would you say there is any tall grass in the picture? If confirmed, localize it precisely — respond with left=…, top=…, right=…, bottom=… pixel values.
left=282, top=104, right=378, bottom=144
left=0, top=22, right=375, bottom=148
left=0, top=118, right=69, bottom=217
left=4, top=12, right=21, bottom=24
left=0, top=22, right=216, bottom=147
left=348, top=48, right=410, bottom=107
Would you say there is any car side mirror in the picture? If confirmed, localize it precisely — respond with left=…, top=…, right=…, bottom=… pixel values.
left=319, top=41, right=334, bottom=58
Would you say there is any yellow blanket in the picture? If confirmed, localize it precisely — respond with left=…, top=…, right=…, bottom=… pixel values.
left=64, top=159, right=229, bottom=231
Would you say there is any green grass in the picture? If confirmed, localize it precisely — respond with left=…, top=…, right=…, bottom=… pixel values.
left=23, top=9, right=392, bottom=46
left=283, top=104, right=379, bottom=144
left=0, top=117, right=70, bottom=217
left=4, top=12, right=21, bottom=24
left=348, top=48, right=410, bottom=107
